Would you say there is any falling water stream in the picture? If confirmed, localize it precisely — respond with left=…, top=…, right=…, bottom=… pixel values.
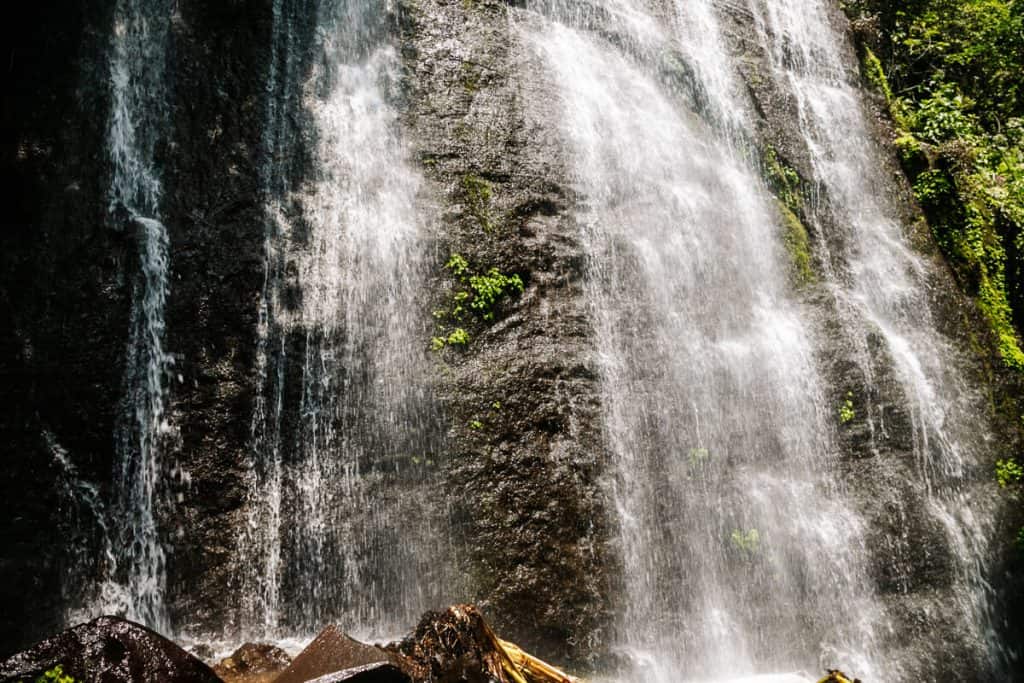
left=748, top=0, right=1003, bottom=675
left=99, top=0, right=175, bottom=634
left=516, top=0, right=1002, bottom=679
left=517, top=3, right=881, bottom=678
left=243, top=0, right=453, bottom=640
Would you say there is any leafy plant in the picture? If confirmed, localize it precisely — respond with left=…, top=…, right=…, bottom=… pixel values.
left=996, top=458, right=1024, bottom=488
left=839, top=393, right=856, bottom=424
left=468, top=269, right=524, bottom=321
left=846, top=0, right=1024, bottom=373
left=730, top=528, right=761, bottom=554
left=432, top=253, right=524, bottom=349
left=28, top=666, right=75, bottom=683
left=445, top=253, right=470, bottom=277
left=447, top=328, right=470, bottom=346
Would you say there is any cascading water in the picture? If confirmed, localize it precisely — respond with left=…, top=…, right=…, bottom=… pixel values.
left=516, top=0, right=885, bottom=679
left=244, top=0, right=310, bottom=637
left=243, top=0, right=454, bottom=639
left=101, top=0, right=175, bottom=633
left=747, top=0, right=1005, bottom=675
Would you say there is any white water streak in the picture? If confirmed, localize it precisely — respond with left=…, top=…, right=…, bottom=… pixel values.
left=104, top=0, right=175, bottom=633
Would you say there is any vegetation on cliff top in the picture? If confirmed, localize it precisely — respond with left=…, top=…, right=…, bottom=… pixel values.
left=845, top=0, right=1024, bottom=560
left=843, top=0, right=1024, bottom=372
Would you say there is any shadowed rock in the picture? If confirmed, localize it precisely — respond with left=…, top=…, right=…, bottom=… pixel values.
left=0, top=616, right=220, bottom=682
left=306, top=662, right=411, bottom=683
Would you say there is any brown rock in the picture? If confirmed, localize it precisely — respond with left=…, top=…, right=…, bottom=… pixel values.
left=274, top=626, right=406, bottom=683
left=213, top=642, right=292, bottom=683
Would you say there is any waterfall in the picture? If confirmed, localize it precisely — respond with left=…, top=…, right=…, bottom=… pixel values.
left=243, top=0, right=454, bottom=639
left=747, top=0, right=1004, bottom=675
left=516, top=0, right=884, bottom=677
left=102, top=0, right=175, bottom=634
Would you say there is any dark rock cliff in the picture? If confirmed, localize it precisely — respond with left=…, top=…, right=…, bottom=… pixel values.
left=1, top=1, right=122, bottom=650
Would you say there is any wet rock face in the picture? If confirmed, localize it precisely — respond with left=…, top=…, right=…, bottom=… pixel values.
left=0, top=0, right=612, bottom=660
left=157, top=0, right=276, bottom=636
left=398, top=0, right=613, bottom=664
left=0, top=616, right=221, bottom=683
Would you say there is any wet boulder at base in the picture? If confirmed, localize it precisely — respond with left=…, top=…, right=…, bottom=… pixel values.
left=213, top=642, right=292, bottom=683
left=274, top=625, right=405, bottom=683
left=0, top=616, right=220, bottom=682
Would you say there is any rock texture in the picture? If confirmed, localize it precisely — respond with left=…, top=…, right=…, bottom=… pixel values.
left=398, top=0, right=613, bottom=663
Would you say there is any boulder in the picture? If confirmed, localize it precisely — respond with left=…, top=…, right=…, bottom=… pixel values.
left=274, top=626, right=405, bottom=683
left=213, top=642, right=292, bottom=683
left=0, top=616, right=220, bottom=682
left=391, top=605, right=579, bottom=683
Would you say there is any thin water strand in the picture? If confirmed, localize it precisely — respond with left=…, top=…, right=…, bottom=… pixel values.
left=105, top=0, right=175, bottom=634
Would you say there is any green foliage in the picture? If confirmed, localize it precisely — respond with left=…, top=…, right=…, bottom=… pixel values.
left=778, top=201, right=815, bottom=287
left=730, top=528, right=761, bottom=554
left=762, top=147, right=816, bottom=287
left=862, top=46, right=895, bottom=107
left=447, top=328, right=470, bottom=346
left=895, top=132, right=925, bottom=166
left=1017, top=526, right=1024, bottom=549
left=445, top=253, right=470, bottom=277
left=839, top=392, right=856, bottom=424
left=847, top=0, right=1024, bottom=372
left=914, top=83, right=978, bottom=143
left=29, top=666, right=75, bottom=683
left=468, top=269, right=524, bottom=321
left=432, top=253, right=524, bottom=350
left=996, top=458, right=1024, bottom=488
left=445, top=254, right=523, bottom=320
left=763, top=147, right=803, bottom=214
left=469, top=419, right=484, bottom=430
